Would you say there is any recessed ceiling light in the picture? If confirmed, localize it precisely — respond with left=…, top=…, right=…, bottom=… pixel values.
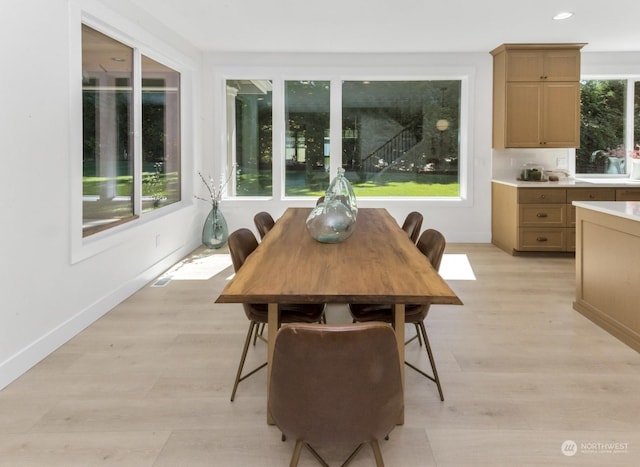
left=553, top=12, right=573, bottom=20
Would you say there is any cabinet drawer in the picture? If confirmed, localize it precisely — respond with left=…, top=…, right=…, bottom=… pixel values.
left=518, top=188, right=566, bottom=204
left=616, top=188, right=640, bottom=201
left=519, top=204, right=566, bottom=226
left=518, top=228, right=566, bottom=251
left=566, top=188, right=615, bottom=202
left=566, top=227, right=576, bottom=251
left=567, top=204, right=576, bottom=226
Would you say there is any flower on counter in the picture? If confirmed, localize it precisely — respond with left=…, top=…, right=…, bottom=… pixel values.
left=629, top=144, right=640, bottom=159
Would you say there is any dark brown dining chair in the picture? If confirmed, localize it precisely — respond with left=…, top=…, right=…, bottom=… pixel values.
left=401, top=211, right=423, bottom=244
left=227, top=228, right=325, bottom=402
left=269, top=323, right=403, bottom=467
left=253, top=211, right=276, bottom=240
left=349, top=228, right=447, bottom=401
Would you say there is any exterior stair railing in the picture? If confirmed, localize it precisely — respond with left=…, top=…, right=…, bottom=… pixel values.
left=358, top=122, right=422, bottom=172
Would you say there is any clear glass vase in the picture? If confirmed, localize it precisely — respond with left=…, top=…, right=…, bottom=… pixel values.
left=325, top=167, right=358, bottom=218
left=202, top=206, right=228, bottom=249
left=306, top=197, right=356, bottom=243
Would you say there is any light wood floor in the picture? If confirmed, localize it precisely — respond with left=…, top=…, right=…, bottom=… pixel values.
left=1, top=243, right=640, bottom=466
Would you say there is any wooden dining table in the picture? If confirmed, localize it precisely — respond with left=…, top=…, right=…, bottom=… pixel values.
left=216, top=207, right=462, bottom=424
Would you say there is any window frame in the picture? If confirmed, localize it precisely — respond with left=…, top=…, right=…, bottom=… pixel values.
left=219, top=67, right=472, bottom=205
left=71, top=9, right=190, bottom=264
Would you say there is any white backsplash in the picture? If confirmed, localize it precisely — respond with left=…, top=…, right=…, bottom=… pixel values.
left=492, top=148, right=576, bottom=180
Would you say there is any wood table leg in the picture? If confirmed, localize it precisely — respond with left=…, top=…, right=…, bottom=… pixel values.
left=267, top=303, right=278, bottom=425
left=394, top=303, right=405, bottom=425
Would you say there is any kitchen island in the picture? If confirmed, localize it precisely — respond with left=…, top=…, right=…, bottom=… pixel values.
left=573, top=201, right=640, bottom=352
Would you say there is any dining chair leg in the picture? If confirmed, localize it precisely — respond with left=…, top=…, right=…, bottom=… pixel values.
left=418, top=321, right=443, bottom=401
left=341, top=443, right=364, bottom=467
left=231, top=321, right=267, bottom=401
left=254, top=322, right=267, bottom=345
left=289, top=440, right=304, bottom=467
left=304, top=443, right=329, bottom=467
left=252, top=323, right=260, bottom=345
left=370, top=440, right=385, bottom=467
left=404, top=324, right=424, bottom=346
left=253, top=323, right=268, bottom=346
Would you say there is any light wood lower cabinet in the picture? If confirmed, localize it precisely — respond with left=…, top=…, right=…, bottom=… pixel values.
left=615, top=188, right=640, bottom=201
left=491, top=182, right=639, bottom=254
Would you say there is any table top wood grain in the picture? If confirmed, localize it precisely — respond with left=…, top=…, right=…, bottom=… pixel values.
left=216, top=207, right=462, bottom=306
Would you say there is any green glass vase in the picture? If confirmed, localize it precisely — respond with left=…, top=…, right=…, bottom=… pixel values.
left=202, top=206, right=228, bottom=249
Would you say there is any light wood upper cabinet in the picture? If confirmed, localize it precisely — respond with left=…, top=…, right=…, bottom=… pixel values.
left=491, top=43, right=586, bottom=149
left=506, top=50, right=581, bottom=82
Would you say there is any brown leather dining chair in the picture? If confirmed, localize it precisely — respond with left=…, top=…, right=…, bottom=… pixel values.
left=253, top=211, right=275, bottom=240
left=269, top=322, right=403, bottom=467
left=227, top=228, right=325, bottom=402
left=349, top=228, right=447, bottom=401
left=401, top=211, right=423, bottom=244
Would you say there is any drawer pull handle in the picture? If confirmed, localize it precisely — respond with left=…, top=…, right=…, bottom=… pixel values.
left=536, top=236, right=548, bottom=242
left=536, top=213, right=548, bottom=218
left=539, top=194, right=546, bottom=199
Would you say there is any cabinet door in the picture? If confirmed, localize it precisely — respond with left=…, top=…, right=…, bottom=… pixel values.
left=506, top=50, right=580, bottom=82
left=506, top=83, right=543, bottom=147
left=542, top=82, right=580, bottom=147
left=543, top=51, right=581, bottom=81
left=506, top=51, right=544, bottom=81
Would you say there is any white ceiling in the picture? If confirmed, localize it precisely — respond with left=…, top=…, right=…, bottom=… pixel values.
left=126, top=0, right=640, bottom=53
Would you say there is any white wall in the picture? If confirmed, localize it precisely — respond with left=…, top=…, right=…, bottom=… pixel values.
left=0, top=0, right=207, bottom=389
left=1, top=1, right=530, bottom=390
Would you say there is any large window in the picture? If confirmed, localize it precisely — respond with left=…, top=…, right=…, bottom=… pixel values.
left=578, top=79, right=640, bottom=175
left=226, top=78, right=462, bottom=198
left=141, top=56, right=181, bottom=212
left=227, top=80, right=273, bottom=197
left=285, top=80, right=331, bottom=196
left=342, top=80, right=460, bottom=197
left=82, top=25, right=181, bottom=235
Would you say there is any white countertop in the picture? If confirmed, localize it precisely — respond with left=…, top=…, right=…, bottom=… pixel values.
left=572, top=201, right=640, bottom=222
left=492, top=177, right=640, bottom=188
